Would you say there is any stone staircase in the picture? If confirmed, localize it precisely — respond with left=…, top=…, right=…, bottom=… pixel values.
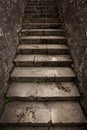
left=0, top=0, right=87, bottom=129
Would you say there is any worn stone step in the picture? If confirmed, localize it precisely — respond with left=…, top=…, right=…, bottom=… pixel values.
left=0, top=126, right=85, bottom=130
left=26, top=2, right=56, bottom=4
left=25, top=6, right=57, bottom=9
left=25, top=4, right=57, bottom=7
left=24, top=16, right=58, bottom=19
left=10, top=67, right=75, bottom=82
left=25, top=6, right=57, bottom=10
left=21, top=29, right=64, bottom=36
left=27, top=0, right=55, bottom=1
left=17, top=44, right=69, bottom=54
left=26, top=6, right=57, bottom=9
left=24, top=15, right=58, bottom=18
left=22, top=18, right=60, bottom=23
left=24, top=10, right=58, bottom=16
left=14, top=54, right=72, bottom=67
left=19, top=36, right=67, bottom=44
left=24, top=10, right=57, bottom=15
left=6, top=82, right=80, bottom=101
left=0, top=101, right=87, bottom=126
left=27, top=1, right=56, bottom=3
left=24, top=9, right=57, bottom=13
left=24, top=10, right=57, bottom=14
left=25, top=11, right=57, bottom=15
left=22, top=23, right=62, bottom=29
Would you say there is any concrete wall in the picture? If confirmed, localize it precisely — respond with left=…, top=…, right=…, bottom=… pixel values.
left=57, top=0, right=87, bottom=115
left=0, top=0, right=26, bottom=115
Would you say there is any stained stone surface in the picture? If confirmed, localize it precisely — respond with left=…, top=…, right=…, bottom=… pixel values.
left=22, top=23, right=62, bottom=29
left=20, top=36, right=67, bottom=44
left=21, top=29, right=64, bottom=36
left=20, top=36, right=66, bottom=40
left=6, top=82, right=37, bottom=100
left=0, top=102, right=51, bottom=125
left=17, top=44, right=69, bottom=54
left=14, top=55, right=35, bottom=62
left=0, top=127, right=85, bottom=130
left=0, top=102, right=87, bottom=125
left=0, top=127, right=48, bottom=130
left=37, top=82, right=80, bottom=100
left=50, top=102, right=87, bottom=125
left=47, top=44, right=68, bottom=49
left=14, top=54, right=72, bottom=67
left=11, top=67, right=75, bottom=82
left=50, top=127, right=85, bottom=130
left=6, top=82, right=80, bottom=100
left=11, top=67, right=55, bottom=82
left=54, top=67, right=75, bottom=81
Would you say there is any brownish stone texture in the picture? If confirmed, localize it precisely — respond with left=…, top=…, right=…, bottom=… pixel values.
left=0, top=0, right=26, bottom=115
left=57, top=0, right=87, bottom=115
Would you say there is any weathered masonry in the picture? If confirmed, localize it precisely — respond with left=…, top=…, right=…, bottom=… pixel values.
left=0, top=0, right=87, bottom=130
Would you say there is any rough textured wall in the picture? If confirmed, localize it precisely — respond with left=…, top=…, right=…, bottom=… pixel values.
left=57, top=0, right=87, bottom=115
left=0, top=0, right=26, bottom=115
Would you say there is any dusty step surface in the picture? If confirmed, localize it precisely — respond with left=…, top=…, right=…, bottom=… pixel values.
left=17, top=44, right=69, bottom=54
left=24, top=8, right=57, bottom=11
left=14, top=54, right=72, bottom=67
left=24, top=15, right=58, bottom=18
left=22, top=18, right=60, bottom=23
left=6, top=82, right=80, bottom=101
left=10, top=67, right=75, bottom=82
left=24, top=12, right=58, bottom=16
left=0, top=101, right=86, bottom=126
left=21, top=29, right=65, bottom=36
left=22, top=23, right=62, bottom=29
left=0, top=127, right=85, bottom=130
left=20, top=36, right=67, bottom=44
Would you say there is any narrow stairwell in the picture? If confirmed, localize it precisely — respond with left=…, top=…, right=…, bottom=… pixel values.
left=0, top=0, right=87, bottom=129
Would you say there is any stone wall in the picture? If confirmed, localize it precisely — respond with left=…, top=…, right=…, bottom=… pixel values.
left=57, top=0, right=87, bottom=115
left=0, top=0, right=26, bottom=115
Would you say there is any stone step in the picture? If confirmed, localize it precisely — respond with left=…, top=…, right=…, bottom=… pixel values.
left=25, top=10, right=57, bottom=14
left=27, top=0, right=55, bottom=1
left=14, top=54, right=72, bottom=67
left=24, top=15, right=58, bottom=18
left=27, top=1, right=55, bottom=3
left=26, top=5, right=56, bottom=8
left=0, top=101, right=87, bottom=126
left=10, top=67, right=75, bottom=82
left=0, top=126, right=85, bottom=130
left=21, top=29, right=64, bottom=36
left=6, top=82, right=80, bottom=101
left=25, top=11, right=57, bottom=15
left=22, top=18, right=60, bottom=23
left=24, top=11, right=57, bottom=14
left=25, top=6, right=57, bottom=10
left=26, top=5, right=57, bottom=8
left=19, top=36, right=67, bottom=44
left=24, top=10, right=57, bottom=14
left=17, top=44, right=69, bottom=54
left=22, top=23, right=62, bottom=29
left=25, top=9, right=57, bottom=13
left=24, top=16, right=58, bottom=18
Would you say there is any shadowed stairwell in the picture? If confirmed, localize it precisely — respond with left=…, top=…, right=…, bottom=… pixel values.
left=0, top=0, right=87, bottom=130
